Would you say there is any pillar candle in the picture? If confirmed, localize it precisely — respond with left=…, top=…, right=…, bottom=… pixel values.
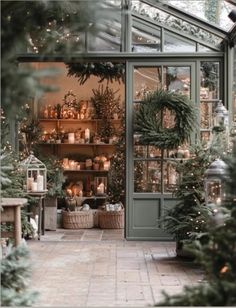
left=97, top=182, right=105, bottom=194
left=37, top=175, right=44, bottom=191
left=31, top=182, right=38, bottom=192
left=68, top=133, right=75, bottom=144
left=27, top=177, right=34, bottom=190
left=85, top=128, right=90, bottom=142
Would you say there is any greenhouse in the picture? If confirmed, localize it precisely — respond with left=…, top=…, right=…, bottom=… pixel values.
left=1, top=1, right=236, bottom=307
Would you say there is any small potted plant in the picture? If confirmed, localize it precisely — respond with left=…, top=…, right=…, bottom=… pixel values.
left=42, top=156, right=66, bottom=230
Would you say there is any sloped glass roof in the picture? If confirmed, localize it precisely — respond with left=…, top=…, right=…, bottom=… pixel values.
left=131, top=0, right=225, bottom=49
left=162, top=0, right=235, bottom=31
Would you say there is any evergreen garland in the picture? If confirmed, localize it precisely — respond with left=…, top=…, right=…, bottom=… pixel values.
left=67, top=62, right=125, bottom=85
left=135, top=90, right=196, bottom=150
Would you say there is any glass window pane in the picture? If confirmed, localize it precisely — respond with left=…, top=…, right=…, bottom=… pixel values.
left=163, top=66, right=191, bottom=97
left=200, top=101, right=219, bottom=129
left=198, top=44, right=215, bottom=52
left=133, top=67, right=162, bottom=100
left=134, top=145, right=147, bottom=158
left=132, top=26, right=161, bottom=52
left=148, top=146, right=162, bottom=158
left=163, top=162, right=179, bottom=192
left=164, top=31, right=196, bottom=52
left=200, top=61, right=220, bottom=99
left=134, top=161, right=161, bottom=193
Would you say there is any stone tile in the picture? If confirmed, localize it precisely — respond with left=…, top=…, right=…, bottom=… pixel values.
left=27, top=230, right=203, bottom=307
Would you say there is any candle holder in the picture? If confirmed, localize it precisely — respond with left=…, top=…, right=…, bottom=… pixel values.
left=20, top=153, right=47, bottom=193
left=94, top=177, right=107, bottom=196
left=204, top=159, right=229, bottom=206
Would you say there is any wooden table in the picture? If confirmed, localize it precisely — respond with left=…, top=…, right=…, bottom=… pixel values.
left=1, top=198, right=28, bottom=246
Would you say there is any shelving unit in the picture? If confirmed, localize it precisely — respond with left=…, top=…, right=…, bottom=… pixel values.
left=38, top=115, right=121, bottom=208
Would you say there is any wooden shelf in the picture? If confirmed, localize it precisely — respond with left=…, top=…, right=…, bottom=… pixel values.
left=63, top=169, right=109, bottom=173
left=38, top=118, right=121, bottom=123
left=39, top=143, right=116, bottom=146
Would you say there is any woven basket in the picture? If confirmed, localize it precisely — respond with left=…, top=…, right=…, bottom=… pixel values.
left=62, top=210, right=93, bottom=229
left=98, top=210, right=124, bottom=229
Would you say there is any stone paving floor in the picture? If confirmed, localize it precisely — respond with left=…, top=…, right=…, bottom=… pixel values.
left=27, top=229, right=204, bottom=307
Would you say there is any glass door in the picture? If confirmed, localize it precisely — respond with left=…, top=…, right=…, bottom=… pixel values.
left=126, top=62, right=194, bottom=240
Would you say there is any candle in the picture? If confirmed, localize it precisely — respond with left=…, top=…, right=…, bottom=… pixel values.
left=69, top=160, right=76, bottom=170
left=215, top=197, right=221, bottom=206
left=85, top=128, right=90, bottom=143
left=37, top=175, right=44, bottom=191
left=27, top=177, right=34, bottom=190
left=31, top=182, right=38, bottom=192
left=97, top=182, right=105, bottom=195
left=68, top=133, right=75, bottom=144
left=103, top=161, right=110, bottom=171
left=184, top=149, right=190, bottom=158
left=169, top=173, right=176, bottom=185
left=67, top=189, right=73, bottom=197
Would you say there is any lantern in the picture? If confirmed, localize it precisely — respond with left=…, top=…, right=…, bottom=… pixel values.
left=213, top=100, right=229, bottom=129
left=21, top=154, right=47, bottom=193
left=204, top=159, right=228, bottom=206
left=94, top=177, right=107, bottom=195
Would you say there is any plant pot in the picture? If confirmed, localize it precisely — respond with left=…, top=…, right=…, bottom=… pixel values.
left=176, top=240, right=195, bottom=259
left=44, top=197, right=58, bottom=231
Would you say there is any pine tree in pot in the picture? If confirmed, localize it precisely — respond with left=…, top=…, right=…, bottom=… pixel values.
left=40, top=156, right=66, bottom=230
left=164, top=145, right=215, bottom=258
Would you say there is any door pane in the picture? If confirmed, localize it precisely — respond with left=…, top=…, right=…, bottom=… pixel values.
left=133, top=67, right=162, bottom=100
left=134, top=161, right=161, bottom=193
left=163, top=66, right=191, bottom=97
left=200, top=61, right=220, bottom=99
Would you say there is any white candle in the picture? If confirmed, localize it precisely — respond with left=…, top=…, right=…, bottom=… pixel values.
left=27, top=177, right=34, bottom=190
left=169, top=174, right=176, bottom=185
left=103, top=161, right=110, bottom=171
left=85, top=128, right=90, bottom=142
left=68, top=133, right=75, bottom=144
left=31, top=182, right=38, bottom=192
left=37, top=175, right=44, bottom=191
left=97, top=183, right=105, bottom=194
left=215, top=197, right=221, bottom=206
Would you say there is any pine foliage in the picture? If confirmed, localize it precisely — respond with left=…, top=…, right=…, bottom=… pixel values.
left=164, top=145, right=214, bottom=241
left=157, top=143, right=236, bottom=306
left=1, top=245, right=38, bottom=307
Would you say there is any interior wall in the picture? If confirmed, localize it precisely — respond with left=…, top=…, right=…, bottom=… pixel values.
left=29, top=62, right=125, bottom=115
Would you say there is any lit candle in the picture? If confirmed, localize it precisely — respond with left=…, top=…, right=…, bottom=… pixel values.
left=67, top=189, right=73, bottom=197
left=215, top=197, right=221, bottom=206
left=184, top=149, right=190, bottom=158
left=27, top=177, right=34, bottom=190
left=68, top=133, right=75, bottom=144
left=85, top=128, right=90, bottom=143
left=37, top=175, right=44, bottom=191
left=103, top=161, right=110, bottom=171
left=31, top=182, right=38, bottom=192
left=97, top=182, right=105, bottom=195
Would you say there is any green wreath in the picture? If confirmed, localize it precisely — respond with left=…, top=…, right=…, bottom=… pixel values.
left=135, top=90, right=196, bottom=150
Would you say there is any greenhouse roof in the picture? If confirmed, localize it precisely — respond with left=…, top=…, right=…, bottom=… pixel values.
left=160, top=0, right=235, bottom=32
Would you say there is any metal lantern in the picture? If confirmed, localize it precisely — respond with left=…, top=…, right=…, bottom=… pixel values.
left=94, top=177, right=107, bottom=196
left=213, top=100, right=229, bottom=129
left=204, top=159, right=228, bottom=206
left=21, top=154, right=47, bottom=193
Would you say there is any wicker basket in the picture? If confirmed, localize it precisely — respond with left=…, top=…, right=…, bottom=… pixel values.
left=62, top=210, right=93, bottom=229
left=98, top=210, right=124, bottom=229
